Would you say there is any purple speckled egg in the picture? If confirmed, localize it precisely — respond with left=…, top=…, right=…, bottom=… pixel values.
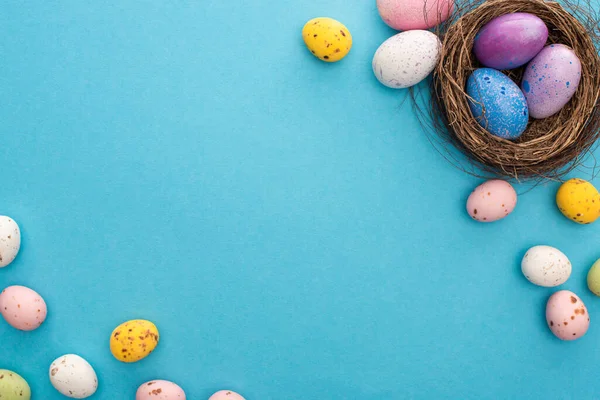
left=474, top=13, right=548, bottom=70
left=521, top=44, right=582, bottom=119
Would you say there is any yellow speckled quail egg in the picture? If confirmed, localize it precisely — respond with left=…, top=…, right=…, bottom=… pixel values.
left=302, top=17, right=352, bottom=62
left=110, top=319, right=159, bottom=363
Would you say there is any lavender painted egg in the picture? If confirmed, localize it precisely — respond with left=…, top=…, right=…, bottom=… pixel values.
left=474, top=13, right=548, bottom=70
left=521, top=44, right=582, bottom=119
left=467, top=68, right=529, bottom=139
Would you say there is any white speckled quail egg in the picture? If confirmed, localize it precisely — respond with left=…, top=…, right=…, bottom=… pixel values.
left=0, top=216, right=20, bottom=268
left=49, top=354, right=98, bottom=399
left=372, top=30, right=441, bottom=89
left=521, top=245, right=572, bottom=287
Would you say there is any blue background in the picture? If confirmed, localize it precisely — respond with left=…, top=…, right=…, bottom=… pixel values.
left=1, top=1, right=600, bottom=399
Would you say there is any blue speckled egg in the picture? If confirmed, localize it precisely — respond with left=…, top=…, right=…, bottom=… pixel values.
left=467, top=68, right=529, bottom=139
left=521, top=44, right=582, bottom=119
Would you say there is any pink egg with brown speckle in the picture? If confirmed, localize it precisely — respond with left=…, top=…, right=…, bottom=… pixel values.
left=209, top=390, right=246, bottom=400
left=376, top=0, right=454, bottom=31
left=0, top=285, right=47, bottom=331
left=136, top=380, right=186, bottom=400
left=546, top=290, right=589, bottom=341
left=466, top=180, right=517, bottom=222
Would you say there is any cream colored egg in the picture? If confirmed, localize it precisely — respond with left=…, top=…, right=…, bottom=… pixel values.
left=49, top=354, right=98, bottom=399
left=0, top=216, right=20, bottom=268
left=522, top=245, right=571, bottom=287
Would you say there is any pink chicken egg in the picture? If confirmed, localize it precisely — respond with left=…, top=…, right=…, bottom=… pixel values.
left=546, top=290, right=589, bottom=341
left=0, top=285, right=47, bottom=331
left=376, top=0, right=454, bottom=31
left=136, top=380, right=186, bottom=400
left=466, top=180, right=517, bottom=223
left=209, top=390, right=246, bottom=400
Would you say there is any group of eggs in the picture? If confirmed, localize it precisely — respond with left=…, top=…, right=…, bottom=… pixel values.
left=302, top=2, right=582, bottom=142
left=467, top=178, right=600, bottom=340
left=302, top=0, right=453, bottom=88
left=467, top=13, right=582, bottom=139
left=0, top=219, right=245, bottom=399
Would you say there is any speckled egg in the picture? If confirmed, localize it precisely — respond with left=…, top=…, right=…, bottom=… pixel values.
left=372, top=30, right=441, bottom=89
left=136, top=380, right=186, bottom=399
left=0, top=285, right=47, bottom=331
left=49, top=354, right=98, bottom=399
left=556, top=178, right=600, bottom=224
left=0, top=370, right=31, bottom=400
left=521, top=245, right=571, bottom=287
left=376, top=0, right=454, bottom=31
left=467, top=68, right=529, bottom=139
left=110, top=319, right=159, bottom=363
left=522, top=44, right=582, bottom=119
left=209, top=390, right=246, bottom=400
left=546, top=290, right=589, bottom=341
left=466, top=180, right=517, bottom=222
left=587, top=258, right=600, bottom=296
left=302, top=17, right=352, bottom=62
left=474, top=13, right=548, bottom=70
left=0, top=216, right=21, bottom=268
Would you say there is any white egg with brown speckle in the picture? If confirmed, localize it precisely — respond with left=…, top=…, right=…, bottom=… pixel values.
left=209, top=390, right=246, bottom=400
left=0, top=216, right=20, bottom=268
left=522, top=245, right=571, bottom=287
left=372, top=30, right=441, bottom=89
left=49, top=354, right=98, bottom=399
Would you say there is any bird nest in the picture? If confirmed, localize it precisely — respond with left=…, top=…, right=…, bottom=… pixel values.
left=421, top=0, right=600, bottom=180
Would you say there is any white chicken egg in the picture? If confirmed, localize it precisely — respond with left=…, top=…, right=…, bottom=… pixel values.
left=0, top=216, right=20, bottom=268
left=521, top=245, right=572, bottom=287
left=49, top=354, right=98, bottom=399
left=372, top=30, right=441, bottom=89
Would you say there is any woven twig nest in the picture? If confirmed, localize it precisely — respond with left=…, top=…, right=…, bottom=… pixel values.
left=426, top=0, right=600, bottom=180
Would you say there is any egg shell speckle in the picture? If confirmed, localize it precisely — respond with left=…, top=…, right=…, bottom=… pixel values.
left=110, top=319, right=159, bottom=363
left=521, top=245, right=571, bottom=287
left=302, top=17, right=352, bottom=62
left=376, top=0, right=454, bottom=31
left=467, top=68, right=529, bottom=139
left=49, top=354, right=98, bottom=399
left=209, top=390, right=246, bottom=400
left=556, top=178, right=600, bottom=224
left=473, top=13, right=549, bottom=70
left=372, top=30, right=441, bottom=89
left=0, top=285, right=47, bottom=331
left=0, top=216, right=21, bottom=268
left=546, top=290, right=589, bottom=341
left=522, top=44, right=582, bottom=119
left=0, top=370, right=31, bottom=400
left=136, top=380, right=186, bottom=400
left=466, top=180, right=517, bottom=222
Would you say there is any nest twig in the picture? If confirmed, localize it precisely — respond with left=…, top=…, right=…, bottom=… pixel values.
left=418, top=0, right=600, bottom=180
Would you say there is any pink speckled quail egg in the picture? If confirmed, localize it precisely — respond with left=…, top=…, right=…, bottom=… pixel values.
left=521, top=245, right=571, bottom=287
left=209, top=390, right=246, bottom=400
left=49, top=354, right=98, bottom=399
left=376, top=0, right=454, bottom=31
left=546, top=290, right=589, bottom=341
left=0, top=216, right=20, bottom=268
left=136, top=380, right=186, bottom=400
left=466, top=180, right=517, bottom=222
left=372, top=30, right=441, bottom=89
left=0, top=285, right=47, bottom=331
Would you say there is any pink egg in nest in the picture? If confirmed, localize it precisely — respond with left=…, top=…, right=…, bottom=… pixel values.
left=209, top=390, right=246, bottom=400
left=546, top=291, right=590, bottom=341
left=0, top=285, right=47, bottom=331
left=377, top=0, right=454, bottom=31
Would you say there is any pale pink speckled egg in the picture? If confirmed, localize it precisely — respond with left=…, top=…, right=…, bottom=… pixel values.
left=209, top=390, right=246, bottom=400
left=466, top=180, right=517, bottom=222
left=546, top=290, right=589, bottom=341
left=136, top=380, right=186, bottom=400
left=0, top=285, right=47, bottom=331
left=376, top=0, right=454, bottom=31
